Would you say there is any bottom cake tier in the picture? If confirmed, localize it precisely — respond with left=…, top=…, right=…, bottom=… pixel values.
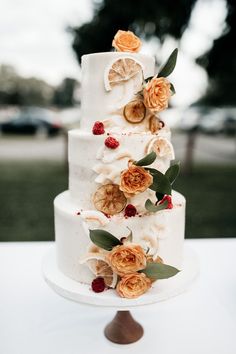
left=54, top=190, right=186, bottom=284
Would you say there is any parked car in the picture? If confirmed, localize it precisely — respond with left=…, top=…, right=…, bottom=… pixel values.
left=0, top=107, right=62, bottom=136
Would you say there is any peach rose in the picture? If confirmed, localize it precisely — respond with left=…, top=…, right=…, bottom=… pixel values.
left=106, top=244, right=146, bottom=276
left=120, top=164, right=153, bottom=195
left=116, top=273, right=151, bottom=299
left=143, top=76, right=171, bottom=112
left=112, top=30, right=141, bottom=53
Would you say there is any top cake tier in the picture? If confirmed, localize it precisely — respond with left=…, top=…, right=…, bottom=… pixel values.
left=80, top=52, right=155, bottom=133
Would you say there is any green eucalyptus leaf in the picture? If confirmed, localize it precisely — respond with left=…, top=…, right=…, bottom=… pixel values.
left=145, top=167, right=159, bottom=174
left=89, top=229, right=122, bottom=251
left=149, top=170, right=172, bottom=195
left=158, top=48, right=178, bottom=78
left=170, top=83, right=176, bottom=95
left=165, top=163, right=180, bottom=185
left=156, top=191, right=164, bottom=201
left=141, top=262, right=180, bottom=280
left=135, top=151, right=157, bottom=167
left=145, top=199, right=168, bottom=213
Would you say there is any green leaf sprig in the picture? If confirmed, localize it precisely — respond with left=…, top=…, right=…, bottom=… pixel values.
left=89, top=229, right=122, bottom=251
left=144, top=48, right=178, bottom=95
left=134, top=151, right=157, bottom=166
left=158, top=48, right=178, bottom=78
left=145, top=162, right=180, bottom=213
left=141, top=262, right=180, bottom=280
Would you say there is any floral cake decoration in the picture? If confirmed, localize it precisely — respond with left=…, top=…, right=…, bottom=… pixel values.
left=79, top=30, right=181, bottom=299
left=79, top=228, right=179, bottom=299
left=101, top=29, right=178, bottom=133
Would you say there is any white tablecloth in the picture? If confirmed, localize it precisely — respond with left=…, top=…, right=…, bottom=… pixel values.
left=0, top=239, right=236, bottom=354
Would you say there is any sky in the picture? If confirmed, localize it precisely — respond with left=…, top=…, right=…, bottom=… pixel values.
left=0, top=0, right=227, bottom=107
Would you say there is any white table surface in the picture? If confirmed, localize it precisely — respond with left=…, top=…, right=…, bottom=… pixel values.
left=0, top=239, right=236, bottom=354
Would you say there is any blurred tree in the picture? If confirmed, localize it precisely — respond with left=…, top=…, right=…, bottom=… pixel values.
left=53, top=78, right=78, bottom=107
left=72, top=0, right=197, bottom=62
left=197, top=0, right=236, bottom=106
left=0, top=65, right=54, bottom=106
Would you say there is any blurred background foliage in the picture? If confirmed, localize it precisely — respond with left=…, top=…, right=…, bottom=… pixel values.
left=0, top=0, right=235, bottom=241
left=72, top=0, right=236, bottom=106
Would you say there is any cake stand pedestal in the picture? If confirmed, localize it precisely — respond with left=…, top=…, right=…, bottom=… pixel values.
left=42, top=246, right=199, bottom=345
left=104, top=310, right=143, bottom=344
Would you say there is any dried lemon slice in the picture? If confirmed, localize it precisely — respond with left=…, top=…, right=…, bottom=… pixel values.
left=93, top=184, right=127, bottom=215
left=147, top=137, right=175, bottom=159
left=123, top=99, right=146, bottom=123
left=80, top=253, right=118, bottom=288
left=104, top=57, right=143, bottom=91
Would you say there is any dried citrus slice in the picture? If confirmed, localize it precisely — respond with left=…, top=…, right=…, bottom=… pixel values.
left=147, top=137, right=175, bottom=159
left=93, top=184, right=127, bottom=215
left=123, top=99, right=146, bottom=123
left=149, top=115, right=163, bottom=133
left=80, top=253, right=118, bottom=288
left=104, top=57, right=143, bottom=91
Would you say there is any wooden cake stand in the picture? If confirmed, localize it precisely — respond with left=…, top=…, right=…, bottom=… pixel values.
left=42, top=246, right=199, bottom=344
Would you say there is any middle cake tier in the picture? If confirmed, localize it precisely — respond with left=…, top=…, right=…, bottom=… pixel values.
left=68, top=128, right=175, bottom=213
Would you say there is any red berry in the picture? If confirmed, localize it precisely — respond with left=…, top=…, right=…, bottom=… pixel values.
left=104, top=136, right=119, bottom=149
left=91, top=277, right=106, bottom=293
left=92, top=121, right=105, bottom=135
left=124, top=204, right=137, bottom=217
left=159, top=195, right=173, bottom=209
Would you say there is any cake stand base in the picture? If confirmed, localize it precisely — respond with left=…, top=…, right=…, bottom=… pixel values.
left=104, top=310, right=143, bottom=344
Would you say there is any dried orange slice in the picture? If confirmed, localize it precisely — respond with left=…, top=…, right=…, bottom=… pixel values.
left=149, top=115, right=163, bottom=133
left=147, top=137, right=175, bottom=159
left=123, top=99, right=146, bottom=123
left=93, top=184, right=127, bottom=215
left=80, top=253, right=118, bottom=288
left=104, top=57, right=143, bottom=91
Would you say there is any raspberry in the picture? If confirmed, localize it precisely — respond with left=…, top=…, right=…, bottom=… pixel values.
left=104, top=136, right=119, bottom=149
left=92, top=121, right=105, bottom=135
left=159, top=195, right=173, bottom=209
left=124, top=204, right=137, bottom=217
left=91, top=277, right=106, bottom=293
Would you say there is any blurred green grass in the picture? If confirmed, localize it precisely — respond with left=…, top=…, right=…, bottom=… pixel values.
left=0, top=161, right=235, bottom=241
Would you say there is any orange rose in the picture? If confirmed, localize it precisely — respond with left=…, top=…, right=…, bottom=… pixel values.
left=120, top=164, right=153, bottom=195
left=106, top=244, right=146, bottom=276
left=112, top=30, right=141, bottom=53
left=116, top=273, right=151, bottom=299
left=143, top=76, right=171, bottom=112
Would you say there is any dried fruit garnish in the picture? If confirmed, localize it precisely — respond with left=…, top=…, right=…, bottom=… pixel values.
left=159, top=195, right=173, bottom=209
left=149, top=115, right=163, bottom=133
left=104, top=57, right=143, bottom=91
left=93, top=184, right=127, bottom=215
left=124, top=204, right=137, bottom=217
left=123, top=99, right=146, bottom=123
left=81, top=253, right=118, bottom=288
left=104, top=137, right=119, bottom=149
left=146, top=137, right=175, bottom=159
left=92, top=121, right=105, bottom=135
left=91, top=277, right=106, bottom=292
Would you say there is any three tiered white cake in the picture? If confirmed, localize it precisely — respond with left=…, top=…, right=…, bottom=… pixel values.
left=54, top=30, right=185, bottom=299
